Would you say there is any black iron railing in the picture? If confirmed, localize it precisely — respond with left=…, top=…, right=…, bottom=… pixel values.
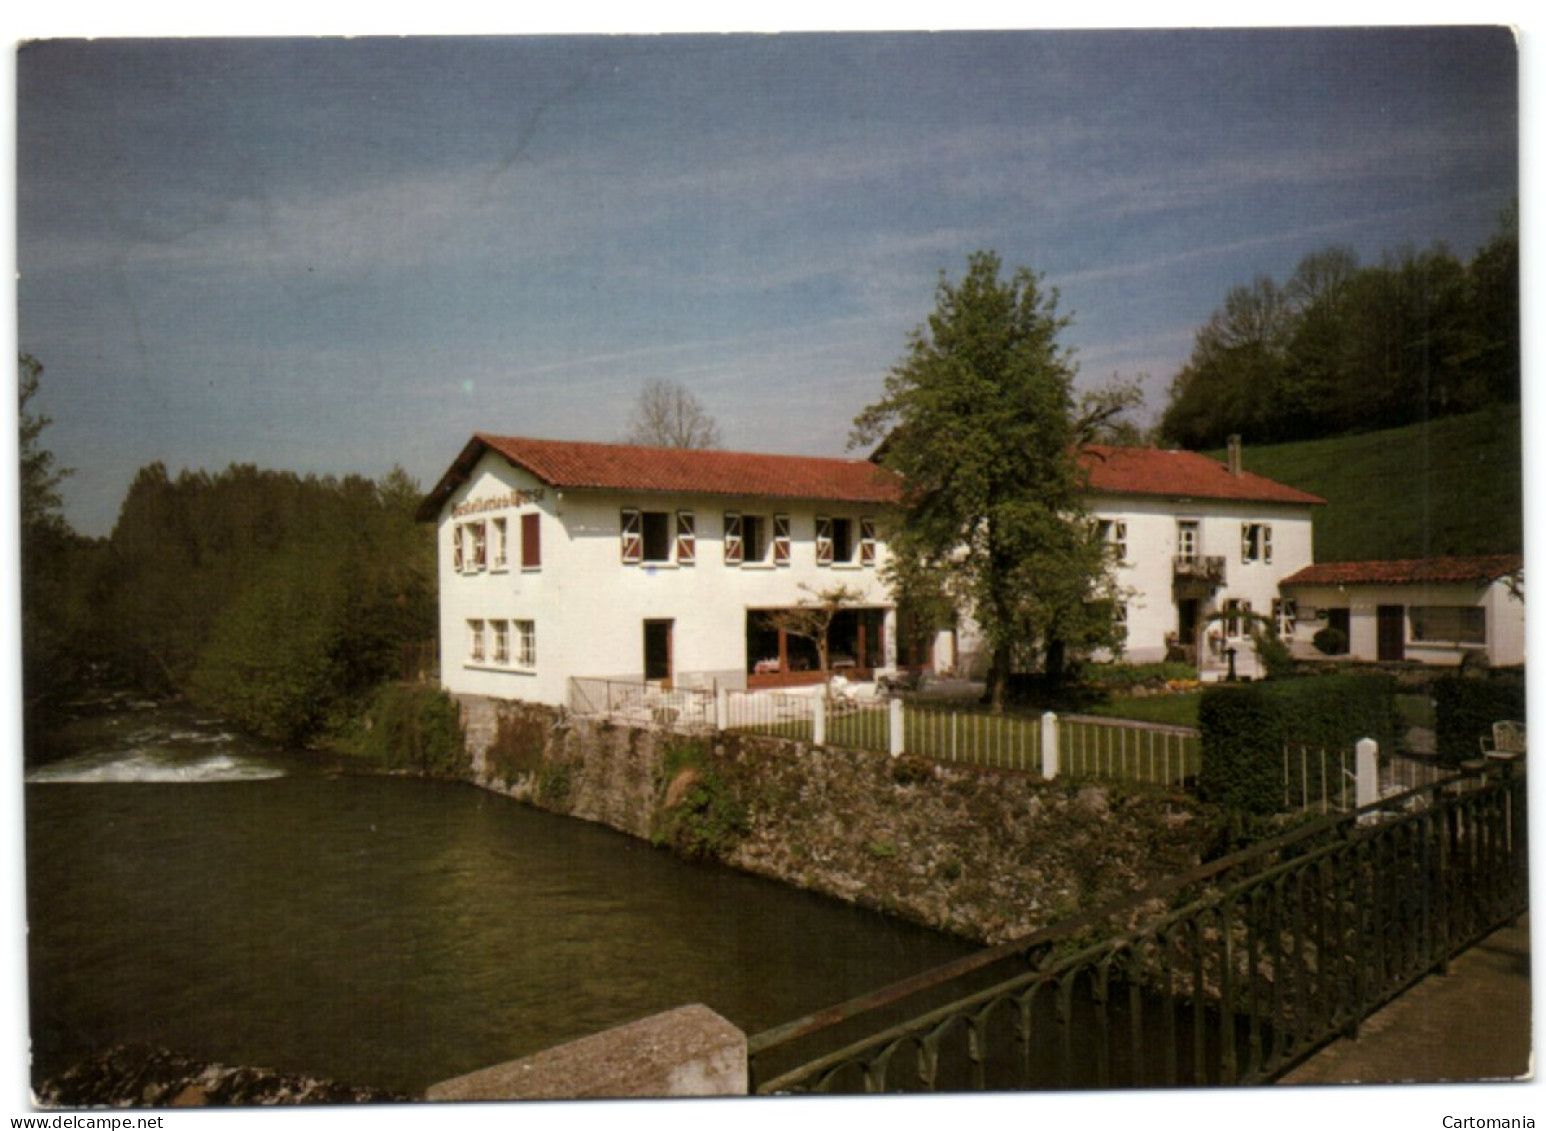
left=748, top=763, right=1526, bottom=1093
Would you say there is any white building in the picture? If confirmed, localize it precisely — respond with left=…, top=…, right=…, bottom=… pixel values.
left=1281, top=555, right=1525, bottom=668
left=415, top=435, right=904, bottom=706
left=936, top=440, right=1325, bottom=678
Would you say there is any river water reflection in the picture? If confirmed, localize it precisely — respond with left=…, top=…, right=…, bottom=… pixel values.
left=24, top=702, right=977, bottom=1095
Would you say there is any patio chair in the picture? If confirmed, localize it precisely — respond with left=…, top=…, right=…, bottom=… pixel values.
left=1481, top=719, right=1526, bottom=761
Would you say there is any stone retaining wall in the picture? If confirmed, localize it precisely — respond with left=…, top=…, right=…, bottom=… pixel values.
left=455, top=694, right=1216, bottom=945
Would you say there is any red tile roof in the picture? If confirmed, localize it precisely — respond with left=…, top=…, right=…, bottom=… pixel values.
left=1078, top=445, right=1326, bottom=506
left=416, top=434, right=903, bottom=521
left=1282, top=555, right=1524, bottom=588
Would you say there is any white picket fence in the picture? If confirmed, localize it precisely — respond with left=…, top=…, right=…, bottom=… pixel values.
left=1282, top=740, right=1453, bottom=814
left=569, top=678, right=1199, bottom=788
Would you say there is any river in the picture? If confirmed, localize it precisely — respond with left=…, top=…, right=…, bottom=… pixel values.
left=24, top=699, right=977, bottom=1096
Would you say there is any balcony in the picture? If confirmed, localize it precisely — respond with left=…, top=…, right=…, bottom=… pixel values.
left=1173, top=554, right=1226, bottom=590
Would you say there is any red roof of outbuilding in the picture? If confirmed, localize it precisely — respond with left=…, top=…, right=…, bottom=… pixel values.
left=416, top=434, right=902, bottom=521
left=1282, top=555, right=1523, bottom=588
left=1078, top=445, right=1326, bottom=506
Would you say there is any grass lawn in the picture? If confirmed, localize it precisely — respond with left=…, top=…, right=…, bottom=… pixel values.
left=1208, top=405, right=1521, bottom=562
left=1082, top=693, right=1201, bottom=729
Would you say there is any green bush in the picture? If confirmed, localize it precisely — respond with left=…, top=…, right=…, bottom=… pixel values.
left=652, top=742, right=750, bottom=861
left=1312, top=626, right=1348, bottom=656
left=1197, top=674, right=1398, bottom=814
left=1079, top=661, right=1199, bottom=688
left=353, top=683, right=468, bottom=777
left=1433, top=674, right=1526, bottom=766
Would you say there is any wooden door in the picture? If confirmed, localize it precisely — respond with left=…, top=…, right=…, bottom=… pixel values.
left=644, top=619, right=674, bottom=687
left=1376, top=605, right=1405, bottom=662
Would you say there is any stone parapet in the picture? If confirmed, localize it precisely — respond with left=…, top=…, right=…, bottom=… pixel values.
left=425, top=1004, right=746, bottom=1100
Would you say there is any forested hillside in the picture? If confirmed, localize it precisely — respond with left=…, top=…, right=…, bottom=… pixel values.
left=1161, top=208, right=1518, bottom=450
left=1221, top=404, right=1522, bottom=563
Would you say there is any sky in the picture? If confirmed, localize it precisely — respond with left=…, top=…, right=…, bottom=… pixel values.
left=14, top=25, right=1520, bottom=537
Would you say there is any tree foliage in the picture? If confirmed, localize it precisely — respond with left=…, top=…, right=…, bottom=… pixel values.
left=1160, top=207, right=1520, bottom=448
left=759, top=583, right=867, bottom=678
left=624, top=378, right=723, bottom=449
left=18, top=355, right=96, bottom=752
left=853, top=251, right=1125, bottom=711
left=95, top=461, right=436, bottom=744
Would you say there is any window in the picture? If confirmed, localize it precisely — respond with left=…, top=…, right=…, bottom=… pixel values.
left=521, top=513, right=541, bottom=569
left=492, top=619, right=510, bottom=663
left=621, top=509, right=674, bottom=565
left=726, top=513, right=773, bottom=566
left=1273, top=597, right=1297, bottom=641
left=1177, top=520, right=1199, bottom=562
left=469, top=522, right=487, bottom=571
left=491, top=518, right=508, bottom=570
left=1096, top=518, right=1128, bottom=562
left=773, top=514, right=791, bottom=566
left=468, top=619, right=486, bottom=663
left=1241, top=523, right=1272, bottom=564
left=1223, top=598, right=1252, bottom=639
left=514, top=620, right=536, bottom=667
left=818, top=516, right=858, bottom=566
left=453, top=525, right=465, bottom=572
left=641, top=512, right=671, bottom=562
left=831, top=518, right=855, bottom=563
left=1409, top=606, right=1486, bottom=645
left=675, top=512, right=695, bottom=565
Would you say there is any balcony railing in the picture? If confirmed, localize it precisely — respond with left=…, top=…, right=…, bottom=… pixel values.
left=1173, top=554, right=1226, bottom=586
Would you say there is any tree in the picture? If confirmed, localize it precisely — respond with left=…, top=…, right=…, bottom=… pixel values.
left=19, top=353, right=72, bottom=545
left=759, top=583, right=867, bottom=682
left=852, top=251, right=1123, bottom=712
left=624, top=379, right=722, bottom=449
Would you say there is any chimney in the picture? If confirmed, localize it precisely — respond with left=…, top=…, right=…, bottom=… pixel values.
left=1227, top=434, right=1242, bottom=477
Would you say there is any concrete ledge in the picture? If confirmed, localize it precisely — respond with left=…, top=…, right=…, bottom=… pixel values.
left=425, top=1004, right=747, bottom=1101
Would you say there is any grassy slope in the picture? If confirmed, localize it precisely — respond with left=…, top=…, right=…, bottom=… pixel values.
left=1212, top=405, right=1523, bottom=562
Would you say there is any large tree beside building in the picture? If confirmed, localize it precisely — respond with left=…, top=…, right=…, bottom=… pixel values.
left=852, top=252, right=1123, bottom=711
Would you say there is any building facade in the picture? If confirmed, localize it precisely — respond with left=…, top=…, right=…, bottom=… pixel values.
left=416, top=435, right=902, bottom=706
left=1281, top=555, right=1525, bottom=668
left=934, top=442, right=1325, bottom=678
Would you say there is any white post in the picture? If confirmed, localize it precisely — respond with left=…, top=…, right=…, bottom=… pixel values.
left=1355, top=737, right=1379, bottom=814
left=813, top=695, right=827, bottom=747
left=1041, top=711, right=1059, bottom=780
left=715, top=688, right=729, bottom=732
left=889, top=698, right=905, bottom=758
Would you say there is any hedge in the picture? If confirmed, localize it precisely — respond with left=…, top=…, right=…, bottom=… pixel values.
left=1197, top=674, right=1399, bottom=814
left=354, top=683, right=468, bottom=777
left=1433, top=674, right=1526, bottom=766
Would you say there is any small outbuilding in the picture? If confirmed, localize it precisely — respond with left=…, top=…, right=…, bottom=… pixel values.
left=1281, top=554, right=1524, bottom=667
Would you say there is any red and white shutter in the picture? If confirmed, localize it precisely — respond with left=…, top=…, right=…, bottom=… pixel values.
left=815, top=516, right=834, bottom=565
left=773, top=514, right=791, bottom=566
left=723, top=513, right=743, bottom=565
left=620, top=509, right=643, bottom=564
left=676, top=511, right=696, bottom=565
left=860, top=516, right=877, bottom=566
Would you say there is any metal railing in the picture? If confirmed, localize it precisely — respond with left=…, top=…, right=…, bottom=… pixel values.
left=1059, top=714, right=1200, bottom=786
left=1284, top=743, right=1454, bottom=814
left=748, top=762, right=1527, bottom=1093
left=568, top=678, right=716, bottom=732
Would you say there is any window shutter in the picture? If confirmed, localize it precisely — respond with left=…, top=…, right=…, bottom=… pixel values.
left=1115, top=522, right=1127, bottom=561
left=676, top=511, right=696, bottom=565
left=452, top=524, right=464, bottom=572
left=773, top=514, right=791, bottom=565
left=723, top=513, right=743, bottom=565
left=816, top=516, right=834, bottom=565
left=1264, top=525, right=1273, bottom=564
left=522, top=512, right=541, bottom=569
left=620, top=509, right=643, bottom=564
left=860, top=516, right=877, bottom=566
left=1241, top=523, right=1251, bottom=563
left=472, top=522, right=487, bottom=570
